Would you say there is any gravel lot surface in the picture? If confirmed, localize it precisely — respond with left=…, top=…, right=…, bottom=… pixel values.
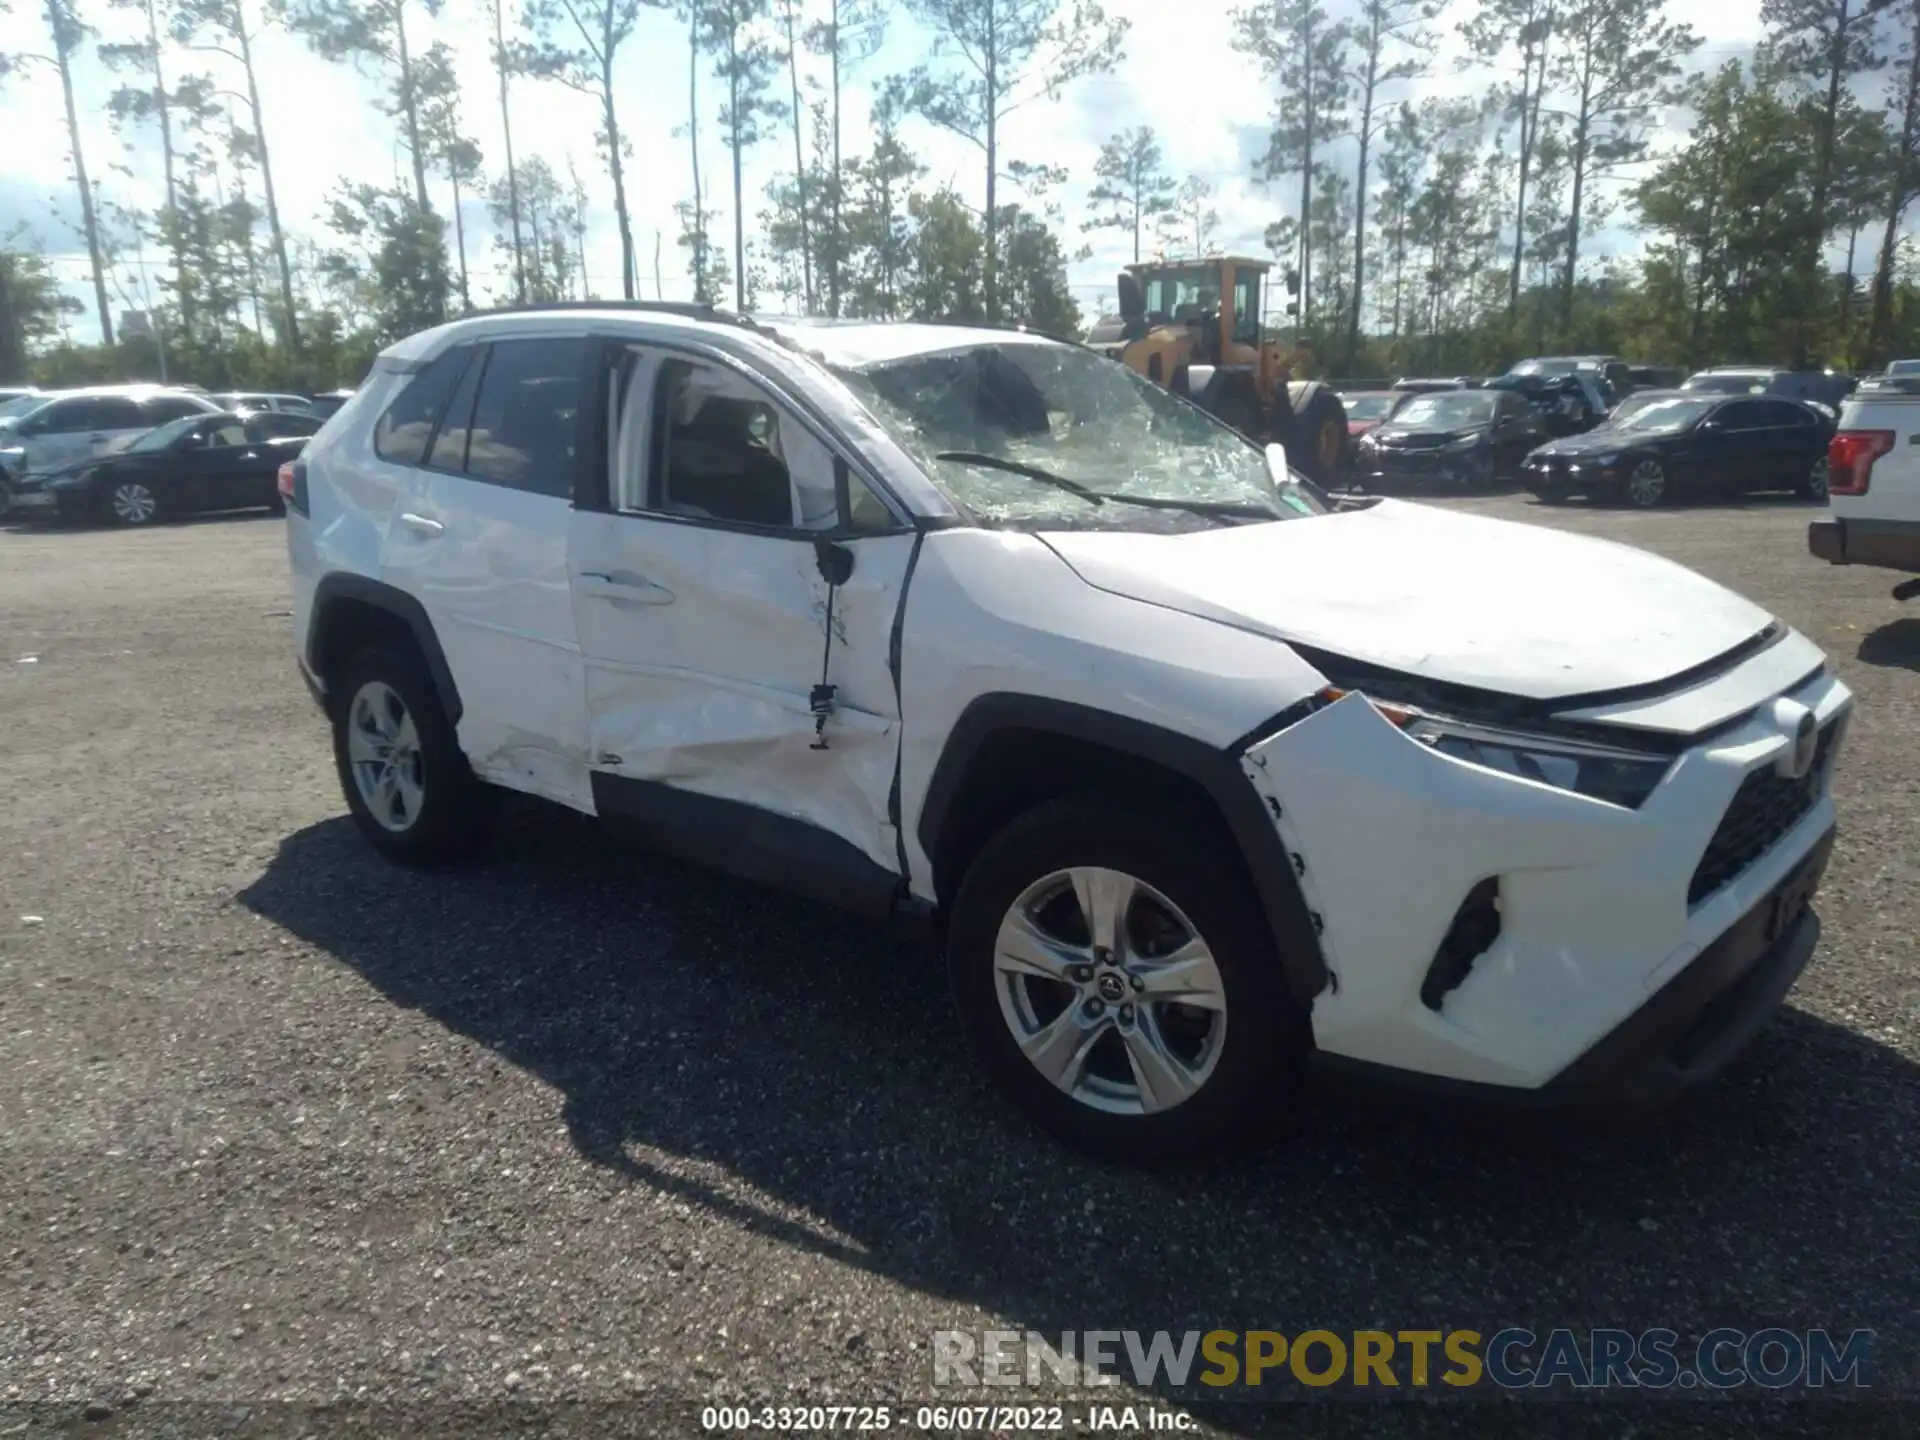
left=2, top=496, right=1915, bottom=1439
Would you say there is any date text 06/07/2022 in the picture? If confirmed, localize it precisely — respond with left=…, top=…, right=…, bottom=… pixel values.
left=699, top=1403, right=1199, bottom=1431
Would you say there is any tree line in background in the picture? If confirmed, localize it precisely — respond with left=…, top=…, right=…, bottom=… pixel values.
left=0, top=0, right=1917, bottom=391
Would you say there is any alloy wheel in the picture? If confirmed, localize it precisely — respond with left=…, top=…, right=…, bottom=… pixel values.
left=346, top=680, right=425, bottom=833
left=992, top=866, right=1227, bottom=1116
left=1624, top=460, right=1666, bottom=508
left=110, top=482, right=158, bottom=525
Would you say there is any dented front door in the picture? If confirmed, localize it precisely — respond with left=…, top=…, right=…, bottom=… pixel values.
left=567, top=504, right=913, bottom=882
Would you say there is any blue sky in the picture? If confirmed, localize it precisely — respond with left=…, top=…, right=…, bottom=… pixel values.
left=0, top=0, right=1780, bottom=343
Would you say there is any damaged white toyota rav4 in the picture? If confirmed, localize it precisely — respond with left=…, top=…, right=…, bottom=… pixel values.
left=283, top=306, right=1851, bottom=1161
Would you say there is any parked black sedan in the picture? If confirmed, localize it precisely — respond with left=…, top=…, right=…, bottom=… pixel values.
left=1350, top=387, right=1551, bottom=492
left=23, top=411, right=313, bottom=525
left=1520, top=392, right=1833, bottom=508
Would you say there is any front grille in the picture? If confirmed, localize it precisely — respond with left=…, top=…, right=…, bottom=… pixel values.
left=1688, top=725, right=1836, bottom=906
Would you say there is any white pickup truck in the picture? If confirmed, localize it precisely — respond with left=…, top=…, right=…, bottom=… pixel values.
left=1809, top=376, right=1920, bottom=599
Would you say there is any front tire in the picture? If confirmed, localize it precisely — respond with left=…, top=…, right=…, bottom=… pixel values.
left=1620, top=458, right=1668, bottom=508
left=947, top=798, right=1305, bottom=1163
left=104, top=480, right=160, bottom=526
left=330, top=645, right=490, bottom=864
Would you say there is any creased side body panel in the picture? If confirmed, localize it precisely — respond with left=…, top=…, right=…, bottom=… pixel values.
left=896, top=529, right=1326, bottom=900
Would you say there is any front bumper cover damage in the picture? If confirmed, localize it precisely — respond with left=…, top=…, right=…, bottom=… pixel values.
left=1239, top=674, right=1849, bottom=1099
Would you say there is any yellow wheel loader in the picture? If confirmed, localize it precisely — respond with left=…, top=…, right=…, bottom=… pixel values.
left=1083, top=256, right=1349, bottom=487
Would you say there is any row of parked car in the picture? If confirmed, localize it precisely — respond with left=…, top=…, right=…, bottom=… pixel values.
left=1332, top=356, right=1884, bottom=507
left=0, top=382, right=354, bottom=524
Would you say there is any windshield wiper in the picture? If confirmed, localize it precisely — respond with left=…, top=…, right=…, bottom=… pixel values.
left=931, top=451, right=1286, bottom=525
left=930, top=451, right=1104, bottom=503
left=1095, top=493, right=1282, bottom=522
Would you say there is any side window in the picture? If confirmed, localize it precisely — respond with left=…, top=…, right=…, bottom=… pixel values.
left=1757, top=400, right=1810, bottom=428
left=207, top=420, right=249, bottom=447
left=643, top=358, right=890, bottom=532
left=1231, top=272, right=1261, bottom=346
left=374, top=346, right=475, bottom=467
left=93, top=397, right=147, bottom=430
left=29, top=399, right=93, bottom=434
left=650, top=359, right=796, bottom=527
left=1718, top=401, right=1765, bottom=430
left=463, top=337, right=587, bottom=497
left=145, top=396, right=209, bottom=424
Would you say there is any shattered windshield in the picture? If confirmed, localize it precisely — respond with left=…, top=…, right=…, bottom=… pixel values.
left=828, top=340, right=1325, bottom=531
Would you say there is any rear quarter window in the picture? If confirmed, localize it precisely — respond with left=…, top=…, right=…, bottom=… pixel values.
left=374, top=346, right=477, bottom=466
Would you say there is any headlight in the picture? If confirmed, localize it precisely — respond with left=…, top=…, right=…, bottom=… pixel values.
left=1322, top=690, right=1671, bottom=807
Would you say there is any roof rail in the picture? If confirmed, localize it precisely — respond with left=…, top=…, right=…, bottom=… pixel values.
left=471, top=299, right=773, bottom=332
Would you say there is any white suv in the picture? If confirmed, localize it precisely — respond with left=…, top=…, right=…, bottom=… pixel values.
left=284, top=305, right=1852, bottom=1160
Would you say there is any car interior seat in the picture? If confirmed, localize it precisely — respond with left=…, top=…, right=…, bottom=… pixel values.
left=666, top=396, right=793, bottom=527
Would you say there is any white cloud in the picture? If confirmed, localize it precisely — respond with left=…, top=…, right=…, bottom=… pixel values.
left=0, top=0, right=1772, bottom=343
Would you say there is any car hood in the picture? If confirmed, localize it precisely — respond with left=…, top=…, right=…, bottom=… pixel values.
left=1039, top=498, right=1774, bottom=702
left=1367, top=422, right=1488, bottom=448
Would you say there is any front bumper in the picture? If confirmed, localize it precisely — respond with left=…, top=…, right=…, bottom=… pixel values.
left=1240, top=667, right=1850, bottom=1095
left=1809, top=517, right=1920, bottom=574
left=1523, top=456, right=1621, bottom=494
left=1355, top=449, right=1489, bottom=488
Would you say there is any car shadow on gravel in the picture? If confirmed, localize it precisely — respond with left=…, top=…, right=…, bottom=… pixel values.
left=241, top=808, right=1920, bottom=1427
left=1857, top=618, right=1920, bottom=672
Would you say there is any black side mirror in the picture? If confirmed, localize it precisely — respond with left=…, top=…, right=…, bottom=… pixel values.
left=814, top=537, right=854, bottom=586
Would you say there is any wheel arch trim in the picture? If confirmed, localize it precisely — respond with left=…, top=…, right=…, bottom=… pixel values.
left=307, top=573, right=463, bottom=725
left=916, top=692, right=1330, bottom=1006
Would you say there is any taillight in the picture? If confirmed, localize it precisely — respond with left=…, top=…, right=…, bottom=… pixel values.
left=277, top=458, right=309, bottom=515
left=1828, top=430, right=1893, bottom=496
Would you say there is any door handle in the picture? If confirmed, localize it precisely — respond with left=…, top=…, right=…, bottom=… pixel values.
left=399, top=511, right=445, bottom=537
left=576, top=571, right=674, bottom=605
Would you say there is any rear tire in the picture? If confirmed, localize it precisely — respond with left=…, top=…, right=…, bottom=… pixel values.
left=947, top=797, right=1306, bottom=1163
left=1798, top=455, right=1829, bottom=502
left=330, top=645, right=491, bottom=865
